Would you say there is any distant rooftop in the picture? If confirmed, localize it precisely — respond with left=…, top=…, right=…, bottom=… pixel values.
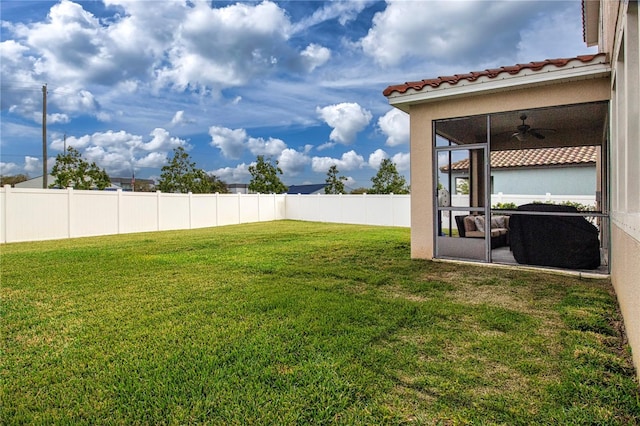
left=441, top=146, right=597, bottom=172
left=286, top=184, right=327, bottom=194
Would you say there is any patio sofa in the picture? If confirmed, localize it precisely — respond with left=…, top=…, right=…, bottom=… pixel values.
left=508, top=203, right=601, bottom=270
left=454, top=214, right=510, bottom=248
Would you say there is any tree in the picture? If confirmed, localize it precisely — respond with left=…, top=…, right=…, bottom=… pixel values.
left=456, top=178, right=469, bottom=195
left=207, top=174, right=229, bottom=194
left=248, top=155, right=287, bottom=194
left=158, top=146, right=213, bottom=194
left=0, top=174, right=28, bottom=187
left=370, top=158, right=409, bottom=194
left=50, top=147, right=110, bottom=190
left=350, top=187, right=369, bottom=194
left=324, top=165, right=347, bottom=194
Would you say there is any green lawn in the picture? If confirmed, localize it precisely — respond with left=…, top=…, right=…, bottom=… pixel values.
left=1, top=221, right=638, bottom=424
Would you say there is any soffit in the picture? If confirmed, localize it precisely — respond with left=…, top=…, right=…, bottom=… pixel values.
left=583, top=0, right=601, bottom=46
left=435, top=102, right=609, bottom=151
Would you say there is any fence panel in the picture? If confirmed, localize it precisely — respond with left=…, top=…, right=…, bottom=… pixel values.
left=216, top=194, right=241, bottom=226
left=0, top=187, right=596, bottom=243
left=159, top=193, right=191, bottom=231
left=3, top=188, right=69, bottom=242
left=191, top=194, right=218, bottom=229
left=72, top=189, right=119, bottom=238
left=338, top=195, right=368, bottom=224
left=119, top=192, right=159, bottom=234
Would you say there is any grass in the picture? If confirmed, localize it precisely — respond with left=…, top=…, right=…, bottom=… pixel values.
left=1, top=220, right=638, bottom=425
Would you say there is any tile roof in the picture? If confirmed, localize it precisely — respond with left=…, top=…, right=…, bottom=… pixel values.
left=286, top=184, right=328, bottom=194
left=383, top=54, right=607, bottom=97
left=441, top=146, right=597, bottom=172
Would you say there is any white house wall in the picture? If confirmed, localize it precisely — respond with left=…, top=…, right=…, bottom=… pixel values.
left=607, top=0, right=640, bottom=376
left=491, top=167, right=596, bottom=195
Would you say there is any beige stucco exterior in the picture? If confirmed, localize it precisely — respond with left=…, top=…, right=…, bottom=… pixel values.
left=392, top=0, right=640, bottom=377
left=611, top=224, right=640, bottom=371
left=408, top=78, right=611, bottom=259
left=604, top=0, right=640, bottom=374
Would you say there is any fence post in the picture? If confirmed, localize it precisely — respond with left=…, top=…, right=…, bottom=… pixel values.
left=156, top=190, right=161, bottom=231
left=363, top=193, right=367, bottom=225
left=215, top=192, right=219, bottom=227
left=189, top=192, right=193, bottom=229
left=2, top=185, right=10, bottom=243
left=117, top=189, right=123, bottom=234
left=390, top=192, right=394, bottom=226
left=67, top=187, right=73, bottom=239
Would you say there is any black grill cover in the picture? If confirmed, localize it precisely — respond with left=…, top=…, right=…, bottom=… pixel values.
left=509, top=203, right=601, bottom=270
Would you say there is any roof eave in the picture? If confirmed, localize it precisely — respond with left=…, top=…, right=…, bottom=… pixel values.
left=387, top=60, right=611, bottom=112
left=583, top=0, right=601, bottom=47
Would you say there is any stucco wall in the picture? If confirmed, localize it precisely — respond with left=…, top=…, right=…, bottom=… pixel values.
left=408, top=77, right=611, bottom=259
left=608, top=0, right=640, bottom=378
left=611, top=224, right=640, bottom=374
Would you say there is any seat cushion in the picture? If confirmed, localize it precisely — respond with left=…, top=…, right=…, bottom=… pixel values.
left=463, top=216, right=477, bottom=233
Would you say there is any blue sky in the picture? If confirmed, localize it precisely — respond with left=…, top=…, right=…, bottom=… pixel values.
left=0, top=0, right=596, bottom=189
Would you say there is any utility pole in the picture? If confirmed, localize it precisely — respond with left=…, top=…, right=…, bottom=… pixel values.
left=42, top=84, right=47, bottom=188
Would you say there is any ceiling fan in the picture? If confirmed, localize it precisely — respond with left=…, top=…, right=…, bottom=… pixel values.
left=511, top=114, right=556, bottom=141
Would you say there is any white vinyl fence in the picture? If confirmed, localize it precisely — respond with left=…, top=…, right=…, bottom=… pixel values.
left=1, top=186, right=594, bottom=244
left=0, top=187, right=411, bottom=243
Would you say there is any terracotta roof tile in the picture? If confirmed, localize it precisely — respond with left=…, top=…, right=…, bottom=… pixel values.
left=383, top=54, right=607, bottom=97
left=441, top=146, right=597, bottom=172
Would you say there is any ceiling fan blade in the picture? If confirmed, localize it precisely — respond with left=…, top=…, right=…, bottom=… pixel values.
left=530, top=130, right=545, bottom=139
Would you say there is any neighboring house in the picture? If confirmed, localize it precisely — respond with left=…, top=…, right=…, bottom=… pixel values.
left=14, top=175, right=54, bottom=189
left=109, top=177, right=155, bottom=192
left=227, top=183, right=249, bottom=194
left=286, top=184, right=328, bottom=195
left=384, top=1, right=639, bottom=376
left=15, top=175, right=155, bottom=191
left=442, top=146, right=597, bottom=195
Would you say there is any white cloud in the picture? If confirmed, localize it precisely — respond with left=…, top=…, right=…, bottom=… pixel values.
left=211, top=163, right=251, bottom=183
left=171, top=110, right=194, bottom=126
left=317, top=142, right=336, bottom=151
left=378, top=109, right=409, bottom=146
left=157, top=1, right=293, bottom=90
left=391, top=152, right=410, bottom=172
left=51, top=88, right=100, bottom=116
left=208, top=126, right=248, bottom=160
left=47, top=113, right=70, bottom=124
left=300, top=43, right=331, bottom=72
left=343, top=176, right=356, bottom=188
left=311, top=149, right=365, bottom=172
left=516, top=4, right=598, bottom=62
left=48, top=128, right=186, bottom=176
left=0, top=162, right=21, bottom=175
left=278, top=149, right=310, bottom=176
left=247, top=137, right=287, bottom=157
left=24, top=156, right=42, bottom=174
left=368, top=148, right=388, bottom=169
left=316, top=102, right=372, bottom=144
left=359, top=1, right=560, bottom=67
left=292, top=0, right=374, bottom=33
left=135, top=152, right=168, bottom=169
left=139, top=128, right=185, bottom=151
